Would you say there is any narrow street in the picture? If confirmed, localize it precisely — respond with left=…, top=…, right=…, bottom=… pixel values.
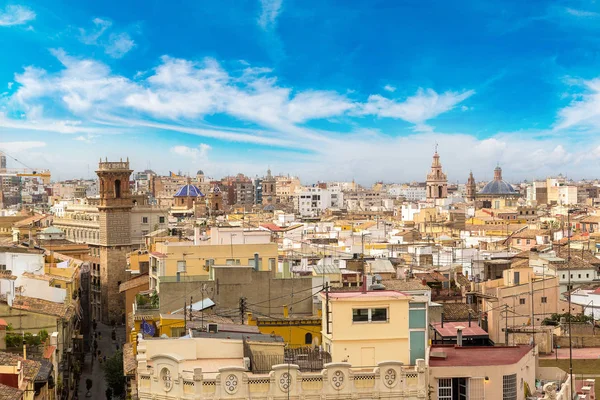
left=77, top=323, right=126, bottom=399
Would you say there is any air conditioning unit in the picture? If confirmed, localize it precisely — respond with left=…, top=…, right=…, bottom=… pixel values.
left=207, top=323, right=218, bottom=333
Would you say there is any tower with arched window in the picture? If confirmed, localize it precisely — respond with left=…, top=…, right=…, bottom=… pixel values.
left=425, top=150, right=448, bottom=202
left=96, top=158, right=133, bottom=324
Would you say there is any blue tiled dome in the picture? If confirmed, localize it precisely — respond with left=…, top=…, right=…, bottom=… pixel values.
left=174, top=184, right=204, bottom=197
left=479, top=180, right=516, bottom=195
left=479, top=167, right=516, bottom=195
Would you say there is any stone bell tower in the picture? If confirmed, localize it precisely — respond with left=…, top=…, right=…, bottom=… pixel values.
left=96, top=158, right=133, bottom=324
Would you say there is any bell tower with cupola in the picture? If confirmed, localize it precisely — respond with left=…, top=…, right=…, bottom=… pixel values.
left=466, top=171, right=476, bottom=201
left=96, top=158, right=133, bottom=324
left=425, top=147, right=448, bottom=202
left=262, top=168, right=276, bottom=205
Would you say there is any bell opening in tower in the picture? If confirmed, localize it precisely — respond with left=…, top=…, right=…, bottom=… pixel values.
left=115, top=179, right=121, bottom=198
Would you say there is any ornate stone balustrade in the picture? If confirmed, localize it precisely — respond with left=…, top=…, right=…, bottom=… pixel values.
left=137, top=359, right=428, bottom=399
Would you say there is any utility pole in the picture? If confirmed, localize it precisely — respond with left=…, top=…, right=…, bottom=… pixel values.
left=325, top=283, right=331, bottom=335
left=239, top=297, right=247, bottom=324
left=184, top=300, right=187, bottom=333
left=530, top=281, right=535, bottom=353
left=190, top=296, right=193, bottom=321
left=567, top=209, right=573, bottom=400
left=505, top=304, right=509, bottom=345
left=201, top=284, right=206, bottom=332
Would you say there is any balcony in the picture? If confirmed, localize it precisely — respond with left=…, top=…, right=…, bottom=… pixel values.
left=135, top=292, right=159, bottom=311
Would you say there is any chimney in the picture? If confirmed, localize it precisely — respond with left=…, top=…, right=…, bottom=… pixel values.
left=194, top=226, right=201, bottom=245
left=283, top=305, right=289, bottom=318
left=22, top=339, right=26, bottom=360
left=468, top=313, right=471, bottom=327
left=441, top=312, right=444, bottom=328
left=456, top=327, right=463, bottom=347
left=362, top=274, right=367, bottom=293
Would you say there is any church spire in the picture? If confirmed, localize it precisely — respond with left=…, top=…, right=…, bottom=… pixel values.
left=426, top=149, right=448, bottom=202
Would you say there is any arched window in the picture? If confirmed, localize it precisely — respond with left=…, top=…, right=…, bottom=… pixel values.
left=115, top=180, right=121, bottom=198
left=305, top=332, right=313, bottom=345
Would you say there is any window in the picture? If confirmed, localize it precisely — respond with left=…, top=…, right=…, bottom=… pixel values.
left=353, top=308, right=369, bottom=322
left=0, top=264, right=6, bottom=271
left=304, top=332, right=313, bottom=345
left=526, top=239, right=531, bottom=244
left=159, top=216, right=165, bottom=224
left=438, top=378, right=468, bottom=400
left=562, top=274, right=566, bottom=279
left=371, top=308, right=388, bottom=322
left=353, top=308, right=388, bottom=323
left=114, top=179, right=121, bottom=198
left=226, top=259, right=241, bottom=265
left=516, top=239, right=521, bottom=244
left=519, top=298, right=525, bottom=305
left=503, top=374, right=517, bottom=400
left=541, top=297, right=547, bottom=303
left=438, top=378, right=452, bottom=400
left=177, top=260, right=186, bottom=273
left=587, top=273, right=590, bottom=279
left=142, top=216, right=148, bottom=224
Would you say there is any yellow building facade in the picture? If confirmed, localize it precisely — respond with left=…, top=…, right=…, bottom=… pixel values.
left=321, top=290, right=412, bottom=367
left=247, top=311, right=322, bottom=348
left=150, top=242, right=278, bottom=290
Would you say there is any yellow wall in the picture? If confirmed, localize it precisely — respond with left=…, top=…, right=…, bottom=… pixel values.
left=153, top=242, right=278, bottom=276
left=248, top=314, right=322, bottom=347
left=131, top=315, right=184, bottom=338
left=321, top=294, right=410, bottom=366
left=127, top=251, right=149, bottom=273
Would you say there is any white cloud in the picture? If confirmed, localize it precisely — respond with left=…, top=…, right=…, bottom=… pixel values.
left=565, top=8, right=599, bottom=18
left=74, top=134, right=98, bottom=143
left=7, top=82, right=13, bottom=90
left=258, top=0, right=283, bottom=30
left=79, top=18, right=112, bottom=44
left=0, top=141, right=46, bottom=152
left=0, top=5, right=35, bottom=26
left=383, top=85, right=396, bottom=92
left=105, top=32, right=135, bottom=58
left=4, top=50, right=485, bottom=178
left=78, top=18, right=135, bottom=58
left=170, top=144, right=211, bottom=160
left=359, top=88, right=475, bottom=127
left=555, top=78, right=600, bottom=130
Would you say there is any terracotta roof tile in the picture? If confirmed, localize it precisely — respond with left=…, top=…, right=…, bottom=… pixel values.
left=0, top=383, right=23, bottom=400
left=7, top=296, right=75, bottom=319
left=442, top=303, right=476, bottom=321
left=0, top=352, right=40, bottom=383
left=119, top=273, right=149, bottom=293
left=381, top=279, right=431, bottom=291
left=429, top=345, right=532, bottom=367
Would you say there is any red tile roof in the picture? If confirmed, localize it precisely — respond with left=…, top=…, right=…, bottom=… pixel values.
left=429, top=345, right=532, bottom=367
left=430, top=321, right=488, bottom=338
left=325, top=290, right=408, bottom=299
left=260, top=223, right=282, bottom=232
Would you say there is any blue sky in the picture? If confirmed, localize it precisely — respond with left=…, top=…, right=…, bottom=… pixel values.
left=2, top=0, right=600, bottom=183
